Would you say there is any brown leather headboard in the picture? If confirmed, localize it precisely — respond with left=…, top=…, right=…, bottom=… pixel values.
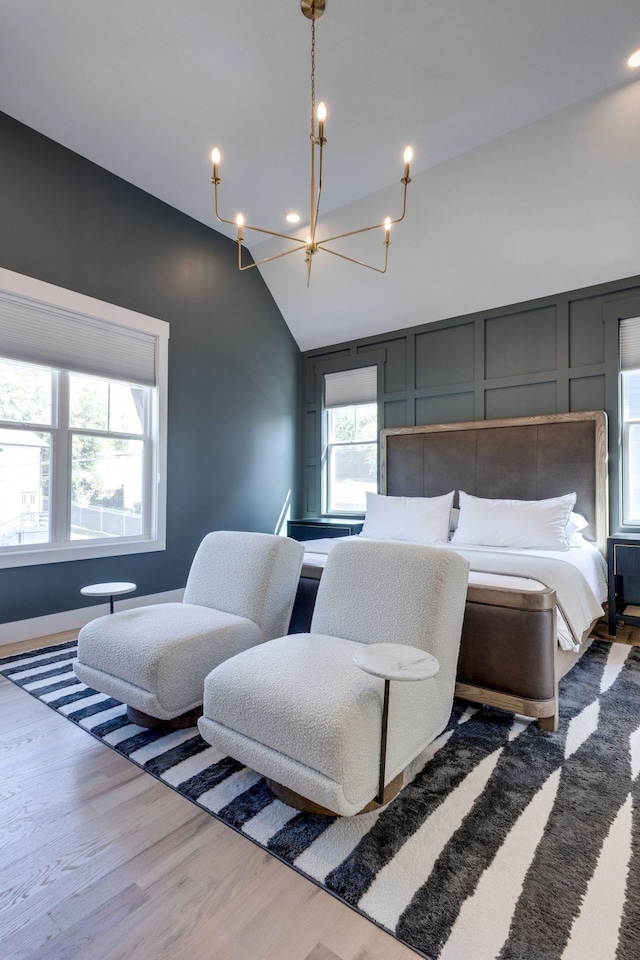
left=381, top=412, right=608, bottom=554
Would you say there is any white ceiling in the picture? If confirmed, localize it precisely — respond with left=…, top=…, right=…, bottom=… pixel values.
left=1, top=1, right=640, bottom=350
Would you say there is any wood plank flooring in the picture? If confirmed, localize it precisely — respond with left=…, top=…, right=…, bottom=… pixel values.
left=590, top=616, right=640, bottom=645
left=0, top=631, right=415, bottom=960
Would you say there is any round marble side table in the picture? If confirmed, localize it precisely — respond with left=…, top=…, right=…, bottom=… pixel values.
left=80, top=581, right=137, bottom=615
left=353, top=643, right=439, bottom=805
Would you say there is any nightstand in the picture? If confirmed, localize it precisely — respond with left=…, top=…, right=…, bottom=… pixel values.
left=607, top=534, right=640, bottom=635
left=287, top=517, right=364, bottom=542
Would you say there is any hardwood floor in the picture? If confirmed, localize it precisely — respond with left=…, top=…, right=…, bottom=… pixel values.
left=590, top=616, right=640, bottom=645
left=0, top=631, right=415, bottom=960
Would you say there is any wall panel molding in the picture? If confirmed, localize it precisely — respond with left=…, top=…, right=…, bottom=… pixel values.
left=301, top=272, right=640, bottom=530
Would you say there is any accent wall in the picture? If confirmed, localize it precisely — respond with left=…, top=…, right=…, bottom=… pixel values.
left=0, top=112, right=299, bottom=626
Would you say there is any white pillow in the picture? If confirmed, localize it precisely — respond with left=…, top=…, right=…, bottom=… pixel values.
left=567, top=511, right=589, bottom=541
left=451, top=491, right=577, bottom=551
left=362, top=491, right=454, bottom=544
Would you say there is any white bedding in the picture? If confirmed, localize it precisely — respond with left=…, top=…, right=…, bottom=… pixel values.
left=302, top=536, right=607, bottom=652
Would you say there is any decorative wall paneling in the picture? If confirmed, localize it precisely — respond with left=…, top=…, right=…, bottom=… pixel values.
left=301, top=276, right=640, bottom=532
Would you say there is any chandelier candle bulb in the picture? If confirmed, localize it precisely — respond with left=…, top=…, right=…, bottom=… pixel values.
left=403, top=146, right=412, bottom=182
left=236, top=214, right=244, bottom=241
left=317, top=101, right=326, bottom=140
left=211, top=148, right=220, bottom=182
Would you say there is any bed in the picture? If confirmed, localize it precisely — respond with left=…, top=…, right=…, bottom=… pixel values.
left=289, top=411, right=609, bottom=732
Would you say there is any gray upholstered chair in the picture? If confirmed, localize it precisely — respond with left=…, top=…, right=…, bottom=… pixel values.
left=73, top=531, right=304, bottom=728
left=197, top=539, right=469, bottom=816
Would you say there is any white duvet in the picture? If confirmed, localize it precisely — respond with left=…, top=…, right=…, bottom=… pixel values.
left=302, top=536, right=607, bottom=652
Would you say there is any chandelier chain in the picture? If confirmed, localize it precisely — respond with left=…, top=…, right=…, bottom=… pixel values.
left=310, top=15, right=316, bottom=141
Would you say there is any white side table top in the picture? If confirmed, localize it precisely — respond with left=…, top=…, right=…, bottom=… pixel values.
left=80, top=582, right=137, bottom=598
left=353, top=643, right=439, bottom=681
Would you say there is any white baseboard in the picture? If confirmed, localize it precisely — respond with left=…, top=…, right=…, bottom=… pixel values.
left=0, top=588, right=185, bottom=647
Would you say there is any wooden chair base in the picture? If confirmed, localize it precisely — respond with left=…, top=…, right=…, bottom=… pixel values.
left=126, top=704, right=203, bottom=730
left=265, top=772, right=404, bottom=817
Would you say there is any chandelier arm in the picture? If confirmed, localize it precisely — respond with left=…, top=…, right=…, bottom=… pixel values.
left=213, top=182, right=307, bottom=244
left=311, top=139, right=324, bottom=246
left=319, top=220, right=390, bottom=245
left=212, top=183, right=237, bottom=228
left=219, top=215, right=308, bottom=245
left=309, top=137, right=316, bottom=242
left=239, top=244, right=308, bottom=271
left=319, top=183, right=409, bottom=246
left=240, top=224, right=308, bottom=243
left=318, top=242, right=390, bottom=274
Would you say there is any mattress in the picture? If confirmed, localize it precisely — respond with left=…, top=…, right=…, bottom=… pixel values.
left=301, top=536, right=607, bottom=652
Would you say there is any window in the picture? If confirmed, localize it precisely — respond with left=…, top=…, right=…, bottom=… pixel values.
left=620, top=317, right=640, bottom=526
left=621, top=367, right=640, bottom=525
left=324, top=367, right=378, bottom=514
left=0, top=268, right=168, bottom=567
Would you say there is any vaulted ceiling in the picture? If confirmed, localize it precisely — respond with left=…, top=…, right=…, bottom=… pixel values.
left=2, top=1, right=640, bottom=350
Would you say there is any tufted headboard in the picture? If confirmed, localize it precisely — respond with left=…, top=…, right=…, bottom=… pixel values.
left=381, top=411, right=608, bottom=555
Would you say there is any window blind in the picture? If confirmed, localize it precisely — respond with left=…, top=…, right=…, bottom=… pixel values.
left=324, top=366, right=377, bottom=408
left=620, top=317, right=640, bottom=372
left=0, top=290, right=157, bottom=386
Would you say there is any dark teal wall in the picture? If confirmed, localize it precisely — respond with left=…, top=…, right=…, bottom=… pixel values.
left=301, top=277, right=640, bottom=533
left=0, top=112, right=299, bottom=624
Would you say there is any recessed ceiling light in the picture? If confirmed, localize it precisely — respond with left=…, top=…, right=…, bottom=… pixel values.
left=628, top=48, right=640, bottom=68
left=286, top=212, right=301, bottom=224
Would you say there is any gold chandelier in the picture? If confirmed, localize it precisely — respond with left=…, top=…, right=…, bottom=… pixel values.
left=210, top=0, right=412, bottom=286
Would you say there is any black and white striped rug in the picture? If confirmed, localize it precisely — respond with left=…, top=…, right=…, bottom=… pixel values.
left=2, top=638, right=639, bottom=960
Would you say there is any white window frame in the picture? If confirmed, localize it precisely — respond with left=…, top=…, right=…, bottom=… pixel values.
left=0, top=267, right=168, bottom=569
left=325, top=400, right=379, bottom=516
left=621, top=369, right=640, bottom=527
left=322, top=366, right=379, bottom=517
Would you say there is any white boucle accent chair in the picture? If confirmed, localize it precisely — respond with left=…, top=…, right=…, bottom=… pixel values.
left=197, top=539, right=470, bottom=816
left=73, top=531, right=304, bottom=728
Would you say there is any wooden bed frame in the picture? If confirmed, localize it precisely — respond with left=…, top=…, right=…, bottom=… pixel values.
left=291, top=411, right=608, bottom=732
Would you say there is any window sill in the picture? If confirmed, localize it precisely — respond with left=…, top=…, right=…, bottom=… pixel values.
left=0, top=536, right=166, bottom=569
left=323, top=513, right=366, bottom=520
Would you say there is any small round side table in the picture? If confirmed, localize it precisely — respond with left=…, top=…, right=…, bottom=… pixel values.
left=80, top=581, right=137, bottom=614
left=353, top=642, right=439, bottom=805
